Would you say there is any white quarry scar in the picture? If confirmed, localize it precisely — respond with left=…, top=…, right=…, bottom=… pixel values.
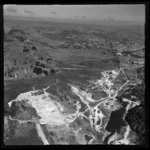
left=69, top=68, right=140, bottom=143
left=35, top=122, right=49, bottom=145
left=7, top=68, right=141, bottom=145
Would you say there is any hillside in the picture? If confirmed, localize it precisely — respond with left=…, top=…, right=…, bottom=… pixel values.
left=4, top=18, right=146, bottom=145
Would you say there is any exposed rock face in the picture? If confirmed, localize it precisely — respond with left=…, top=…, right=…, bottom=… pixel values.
left=125, top=105, right=146, bottom=145
left=10, top=100, right=40, bottom=120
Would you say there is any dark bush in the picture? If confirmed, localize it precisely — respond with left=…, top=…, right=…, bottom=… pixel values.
left=36, top=61, right=45, bottom=68
left=32, top=46, right=37, bottom=51
left=43, top=70, right=48, bottom=75
left=47, top=58, right=52, bottom=61
left=33, top=67, right=42, bottom=74
left=36, top=61, right=40, bottom=66
left=40, top=63, right=45, bottom=68
left=23, top=48, right=29, bottom=52
left=30, top=64, right=33, bottom=68
left=50, top=69, right=55, bottom=74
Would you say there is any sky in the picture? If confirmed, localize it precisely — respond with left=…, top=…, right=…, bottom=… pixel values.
left=4, top=4, right=145, bottom=22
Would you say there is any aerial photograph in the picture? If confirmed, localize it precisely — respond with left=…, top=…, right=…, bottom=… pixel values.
left=3, top=4, right=146, bottom=145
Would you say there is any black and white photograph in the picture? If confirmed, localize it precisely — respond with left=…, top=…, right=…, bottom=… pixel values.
left=3, top=4, right=147, bottom=145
